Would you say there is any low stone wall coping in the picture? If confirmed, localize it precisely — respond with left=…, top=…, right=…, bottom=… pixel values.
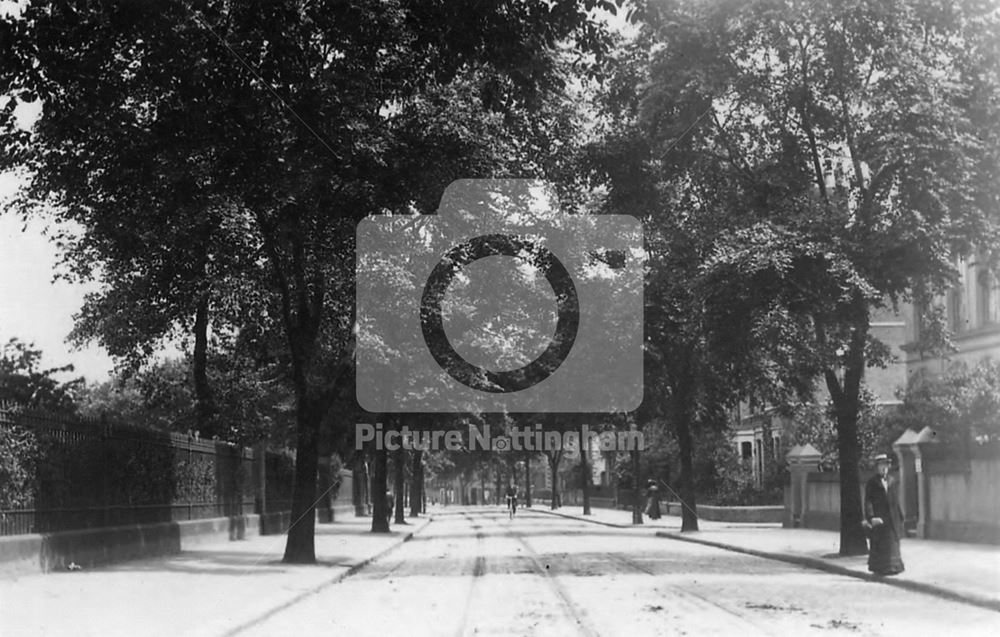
left=0, top=511, right=300, bottom=576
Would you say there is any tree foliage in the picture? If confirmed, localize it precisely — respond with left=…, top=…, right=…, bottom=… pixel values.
left=786, top=386, right=894, bottom=468
left=0, top=339, right=78, bottom=511
left=1, top=0, right=626, bottom=560
left=0, top=338, right=82, bottom=412
left=0, top=419, right=38, bottom=510
left=887, top=360, right=1000, bottom=445
left=586, top=20, right=800, bottom=532
left=620, top=0, right=1000, bottom=553
left=77, top=352, right=295, bottom=444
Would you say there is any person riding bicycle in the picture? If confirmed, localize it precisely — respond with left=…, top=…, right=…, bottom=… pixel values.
left=505, top=485, right=518, bottom=518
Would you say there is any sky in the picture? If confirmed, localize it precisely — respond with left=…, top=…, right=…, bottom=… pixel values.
left=0, top=173, right=115, bottom=383
left=0, top=31, right=117, bottom=384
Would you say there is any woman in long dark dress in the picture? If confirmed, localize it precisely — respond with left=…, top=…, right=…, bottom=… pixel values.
left=644, top=480, right=661, bottom=520
left=864, top=454, right=905, bottom=575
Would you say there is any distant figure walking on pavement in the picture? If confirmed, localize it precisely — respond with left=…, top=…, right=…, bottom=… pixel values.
left=505, top=485, right=518, bottom=519
left=864, top=453, right=905, bottom=576
left=644, top=480, right=661, bottom=520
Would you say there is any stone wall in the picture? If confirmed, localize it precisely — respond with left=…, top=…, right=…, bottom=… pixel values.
left=924, top=446, right=1000, bottom=543
left=783, top=434, right=1000, bottom=545
left=662, top=502, right=784, bottom=523
left=0, top=511, right=293, bottom=575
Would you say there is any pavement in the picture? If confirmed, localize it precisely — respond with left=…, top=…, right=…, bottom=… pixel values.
left=2, top=506, right=998, bottom=636
left=529, top=503, right=1000, bottom=613
left=226, top=508, right=1000, bottom=636
left=0, top=514, right=432, bottom=637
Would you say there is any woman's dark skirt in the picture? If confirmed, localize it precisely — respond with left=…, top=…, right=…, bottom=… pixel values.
left=645, top=497, right=661, bottom=520
left=868, top=525, right=905, bottom=575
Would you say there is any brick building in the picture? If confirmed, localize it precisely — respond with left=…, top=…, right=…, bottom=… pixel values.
left=735, top=251, right=1000, bottom=485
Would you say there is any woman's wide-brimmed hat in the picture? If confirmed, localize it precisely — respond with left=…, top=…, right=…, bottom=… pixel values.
left=873, top=453, right=891, bottom=463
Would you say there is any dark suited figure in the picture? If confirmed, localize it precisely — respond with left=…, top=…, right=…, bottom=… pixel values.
left=864, top=453, right=905, bottom=576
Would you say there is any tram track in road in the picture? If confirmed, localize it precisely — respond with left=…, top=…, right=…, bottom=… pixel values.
left=453, top=512, right=488, bottom=637
left=600, top=540, right=784, bottom=635
left=221, top=516, right=436, bottom=637
left=495, top=511, right=601, bottom=637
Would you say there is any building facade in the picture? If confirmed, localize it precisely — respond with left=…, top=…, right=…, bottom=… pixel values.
left=738, top=252, right=1000, bottom=486
left=733, top=303, right=910, bottom=485
left=905, top=252, right=1000, bottom=377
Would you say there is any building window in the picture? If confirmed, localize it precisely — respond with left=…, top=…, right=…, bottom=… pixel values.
left=741, top=441, right=752, bottom=462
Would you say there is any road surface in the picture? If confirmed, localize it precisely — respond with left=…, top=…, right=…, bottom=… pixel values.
left=238, top=507, right=999, bottom=636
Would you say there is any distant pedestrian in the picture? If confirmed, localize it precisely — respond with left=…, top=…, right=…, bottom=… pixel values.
left=863, top=453, right=905, bottom=576
left=505, top=484, right=518, bottom=519
left=386, top=490, right=394, bottom=525
left=644, top=479, right=661, bottom=520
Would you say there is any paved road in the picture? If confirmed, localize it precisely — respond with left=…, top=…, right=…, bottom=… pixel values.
left=240, top=508, right=999, bottom=636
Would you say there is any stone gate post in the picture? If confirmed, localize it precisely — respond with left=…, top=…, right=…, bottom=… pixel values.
left=786, top=443, right=822, bottom=528
left=892, top=429, right=920, bottom=536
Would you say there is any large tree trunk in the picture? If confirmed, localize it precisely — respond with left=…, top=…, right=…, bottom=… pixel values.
left=829, top=316, right=871, bottom=556
left=410, top=449, right=423, bottom=518
left=816, top=305, right=870, bottom=557
left=192, top=291, right=215, bottom=437
left=676, top=412, right=699, bottom=532
left=760, top=414, right=773, bottom=485
left=364, top=458, right=373, bottom=513
left=631, top=447, right=643, bottom=525
left=394, top=443, right=406, bottom=524
left=494, top=466, right=502, bottom=505
left=282, top=397, right=321, bottom=563
left=671, top=365, right=699, bottom=533
left=547, top=452, right=562, bottom=509
left=371, top=446, right=390, bottom=533
left=580, top=423, right=591, bottom=515
left=524, top=455, right=532, bottom=507
left=353, top=455, right=367, bottom=516
left=508, top=453, right=516, bottom=500
left=834, top=395, right=867, bottom=555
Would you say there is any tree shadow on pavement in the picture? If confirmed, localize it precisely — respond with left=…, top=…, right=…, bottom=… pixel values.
left=88, top=548, right=370, bottom=576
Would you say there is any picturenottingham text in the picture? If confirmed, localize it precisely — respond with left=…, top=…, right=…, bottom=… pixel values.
left=356, top=423, right=644, bottom=456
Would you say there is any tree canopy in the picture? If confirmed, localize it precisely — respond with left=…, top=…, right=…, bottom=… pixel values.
left=588, top=0, right=1000, bottom=550
left=2, top=0, right=998, bottom=560
left=1, top=0, right=627, bottom=561
left=0, top=338, right=82, bottom=412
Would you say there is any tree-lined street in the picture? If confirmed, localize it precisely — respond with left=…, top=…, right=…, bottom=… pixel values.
left=2, top=0, right=999, bottom=633
left=7, top=508, right=997, bottom=636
